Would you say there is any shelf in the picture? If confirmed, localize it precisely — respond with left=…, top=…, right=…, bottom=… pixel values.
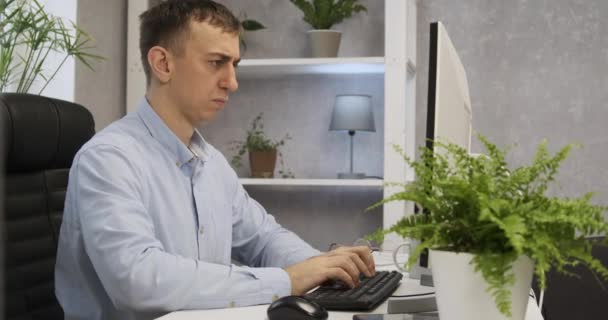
left=239, top=178, right=384, bottom=187
left=236, top=57, right=385, bottom=79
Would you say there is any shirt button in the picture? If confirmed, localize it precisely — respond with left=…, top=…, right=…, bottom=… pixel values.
left=229, top=301, right=236, bottom=308
left=175, top=161, right=180, bottom=167
left=199, top=226, right=204, bottom=235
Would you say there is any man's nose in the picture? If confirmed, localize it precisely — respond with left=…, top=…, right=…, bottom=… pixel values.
left=220, top=65, right=238, bottom=92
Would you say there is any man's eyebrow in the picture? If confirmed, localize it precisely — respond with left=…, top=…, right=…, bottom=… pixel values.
left=208, top=53, right=241, bottom=65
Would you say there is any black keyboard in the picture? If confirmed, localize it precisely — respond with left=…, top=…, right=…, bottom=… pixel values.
left=304, top=270, right=403, bottom=311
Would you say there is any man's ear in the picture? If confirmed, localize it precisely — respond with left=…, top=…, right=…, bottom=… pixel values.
left=147, top=46, right=173, bottom=84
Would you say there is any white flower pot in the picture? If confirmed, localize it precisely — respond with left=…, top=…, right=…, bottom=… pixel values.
left=307, top=30, right=342, bottom=57
left=430, top=250, right=534, bottom=320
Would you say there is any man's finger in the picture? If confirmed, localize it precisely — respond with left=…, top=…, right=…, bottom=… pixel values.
left=325, top=267, right=356, bottom=288
left=336, top=255, right=362, bottom=285
left=336, top=246, right=375, bottom=271
left=345, top=251, right=372, bottom=277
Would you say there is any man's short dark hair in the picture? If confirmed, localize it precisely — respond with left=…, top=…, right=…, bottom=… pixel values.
left=139, top=0, right=241, bottom=86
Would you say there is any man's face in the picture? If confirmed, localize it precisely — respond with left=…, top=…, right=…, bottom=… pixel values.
left=167, top=20, right=240, bottom=125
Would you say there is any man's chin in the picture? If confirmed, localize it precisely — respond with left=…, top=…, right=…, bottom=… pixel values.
left=198, top=110, right=221, bottom=124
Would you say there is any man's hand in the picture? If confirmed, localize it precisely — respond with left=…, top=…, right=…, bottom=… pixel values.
left=284, top=246, right=376, bottom=296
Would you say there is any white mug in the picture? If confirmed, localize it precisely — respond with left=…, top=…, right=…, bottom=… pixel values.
left=392, top=242, right=412, bottom=272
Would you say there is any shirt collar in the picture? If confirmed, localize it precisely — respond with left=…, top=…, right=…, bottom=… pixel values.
left=136, top=98, right=211, bottom=166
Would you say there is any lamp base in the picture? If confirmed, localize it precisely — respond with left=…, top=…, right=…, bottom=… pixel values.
left=337, top=172, right=366, bottom=179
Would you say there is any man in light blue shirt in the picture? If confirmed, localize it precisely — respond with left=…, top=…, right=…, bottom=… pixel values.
left=55, top=1, right=375, bottom=319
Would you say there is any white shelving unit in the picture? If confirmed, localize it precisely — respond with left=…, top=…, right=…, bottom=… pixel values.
left=126, top=0, right=417, bottom=250
left=382, top=0, right=418, bottom=250
left=239, top=178, right=383, bottom=187
left=236, top=57, right=384, bottom=79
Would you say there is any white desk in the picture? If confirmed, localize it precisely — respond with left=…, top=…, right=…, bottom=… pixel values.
left=157, top=252, right=544, bottom=320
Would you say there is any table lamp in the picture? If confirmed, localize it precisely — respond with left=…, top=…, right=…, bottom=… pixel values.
left=329, top=94, right=375, bottom=179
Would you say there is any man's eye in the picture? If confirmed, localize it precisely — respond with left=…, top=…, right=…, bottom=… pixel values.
left=209, top=60, right=222, bottom=67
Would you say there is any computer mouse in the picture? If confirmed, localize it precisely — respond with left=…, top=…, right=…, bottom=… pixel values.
left=267, top=295, right=328, bottom=320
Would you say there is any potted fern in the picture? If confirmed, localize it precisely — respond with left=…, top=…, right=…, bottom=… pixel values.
left=289, top=0, right=367, bottom=57
left=231, top=113, right=294, bottom=178
left=369, top=136, right=608, bottom=320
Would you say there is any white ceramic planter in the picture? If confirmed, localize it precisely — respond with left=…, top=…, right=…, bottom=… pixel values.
left=430, top=250, right=534, bottom=320
left=307, top=30, right=342, bottom=57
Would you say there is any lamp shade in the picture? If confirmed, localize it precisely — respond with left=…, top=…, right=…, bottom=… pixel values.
left=329, top=95, right=375, bottom=132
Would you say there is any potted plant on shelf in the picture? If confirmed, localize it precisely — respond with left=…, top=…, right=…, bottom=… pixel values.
left=368, top=135, right=608, bottom=320
left=0, top=0, right=102, bottom=94
left=231, top=113, right=294, bottom=179
left=289, top=0, right=367, bottom=57
left=239, top=14, right=266, bottom=53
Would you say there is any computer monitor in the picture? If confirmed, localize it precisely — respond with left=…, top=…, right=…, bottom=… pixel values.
left=426, top=21, right=472, bottom=155
left=418, top=21, right=473, bottom=269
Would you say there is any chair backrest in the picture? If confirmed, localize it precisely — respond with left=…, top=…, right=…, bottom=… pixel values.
left=532, top=236, right=608, bottom=320
left=1, top=93, right=94, bottom=320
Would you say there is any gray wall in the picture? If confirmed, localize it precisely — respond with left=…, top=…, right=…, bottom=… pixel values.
left=202, top=75, right=385, bottom=180
left=72, top=0, right=608, bottom=249
left=247, top=187, right=383, bottom=250
left=72, top=0, right=384, bottom=250
left=204, top=74, right=386, bottom=250
left=203, top=0, right=386, bottom=249
left=207, top=1, right=385, bottom=181
left=222, top=0, right=385, bottom=58
left=417, top=0, right=608, bottom=212
left=75, top=0, right=127, bottom=131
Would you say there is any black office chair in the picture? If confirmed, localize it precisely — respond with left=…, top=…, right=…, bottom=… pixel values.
left=532, top=236, right=608, bottom=320
left=1, top=93, right=95, bottom=320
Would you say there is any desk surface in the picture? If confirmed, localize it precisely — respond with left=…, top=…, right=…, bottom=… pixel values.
left=157, top=252, right=544, bottom=320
